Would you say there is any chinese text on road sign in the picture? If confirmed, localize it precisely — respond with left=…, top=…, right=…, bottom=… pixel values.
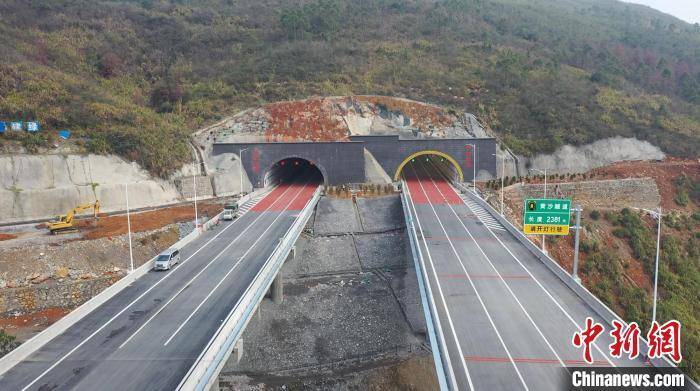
left=523, top=198, right=571, bottom=235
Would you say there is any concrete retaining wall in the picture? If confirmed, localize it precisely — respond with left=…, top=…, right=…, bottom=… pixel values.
left=0, top=154, right=181, bottom=224
left=176, top=175, right=216, bottom=199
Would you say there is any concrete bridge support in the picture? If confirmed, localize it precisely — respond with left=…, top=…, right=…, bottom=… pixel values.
left=271, top=273, right=283, bottom=304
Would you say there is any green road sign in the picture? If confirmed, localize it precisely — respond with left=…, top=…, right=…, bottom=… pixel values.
left=523, top=198, right=571, bottom=235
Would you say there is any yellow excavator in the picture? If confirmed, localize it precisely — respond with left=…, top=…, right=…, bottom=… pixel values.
left=47, top=200, right=100, bottom=235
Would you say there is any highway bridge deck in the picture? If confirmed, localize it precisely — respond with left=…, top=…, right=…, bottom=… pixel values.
left=402, top=161, right=649, bottom=391
left=0, top=177, right=318, bottom=391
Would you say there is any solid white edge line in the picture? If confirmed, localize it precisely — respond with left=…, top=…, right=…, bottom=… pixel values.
left=420, top=162, right=567, bottom=368
left=403, top=179, right=461, bottom=390
left=176, top=186, right=321, bottom=391
left=19, top=186, right=285, bottom=390
left=163, top=180, right=312, bottom=346
left=407, top=163, right=528, bottom=390
left=449, top=182, right=617, bottom=368
left=117, top=184, right=298, bottom=349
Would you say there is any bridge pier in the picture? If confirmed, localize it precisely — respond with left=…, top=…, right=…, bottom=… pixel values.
left=271, top=273, right=283, bottom=304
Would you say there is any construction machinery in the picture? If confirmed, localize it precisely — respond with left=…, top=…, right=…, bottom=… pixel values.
left=47, top=200, right=100, bottom=234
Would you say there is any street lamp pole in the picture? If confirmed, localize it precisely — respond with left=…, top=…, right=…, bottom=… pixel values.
left=239, top=147, right=249, bottom=195
left=651, top=206, right=662, bottom=327
left=468, top=144, right=476, bottom=193
left=193, top=163, right=198, bottom=230
left=633, top=206, right=663, bottom=328
left=492, top=152, right=507, bottom=216
left=125, top=183, right=134, bottom=273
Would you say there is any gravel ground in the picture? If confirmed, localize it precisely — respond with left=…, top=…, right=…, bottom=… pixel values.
left=354, top=231, right=409, bottom=270
left=313, top=198, right=361, bottom=234
left=0, top=226, right=178, bottom=288
left=221, top=195, right=434, bottom=389
left=356, top=195, right=404, bottom=232
left=227, top=274, right=423, bottom=374
left=291, top=236, right=360, bottom=276
left=388, top=267, right=427, bottom=335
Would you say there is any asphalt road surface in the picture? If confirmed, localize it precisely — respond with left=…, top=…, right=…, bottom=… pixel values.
left=403, top=160, right=649, bottom=391
left=0, top=174, right=319, bottom=391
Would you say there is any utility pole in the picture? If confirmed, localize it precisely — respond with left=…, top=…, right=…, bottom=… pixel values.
left=571, top=205, right=582, bottom=283
left=125, top=183, right=134, bottom=273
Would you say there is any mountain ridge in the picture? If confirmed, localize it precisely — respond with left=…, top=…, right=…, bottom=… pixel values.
left=0, top=0, right=698, bottom=176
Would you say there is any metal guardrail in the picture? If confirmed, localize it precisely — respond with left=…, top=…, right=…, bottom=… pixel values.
left=400, top=180, right=450, bottom=391
left=178, top=186, right=322, bottom=391
left=452, top=182, right=692, bottom=376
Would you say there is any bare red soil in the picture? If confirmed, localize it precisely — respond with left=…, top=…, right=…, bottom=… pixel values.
left=0, top=233, right=18, bottom=241
left=78, top=202, right=222, bottom=240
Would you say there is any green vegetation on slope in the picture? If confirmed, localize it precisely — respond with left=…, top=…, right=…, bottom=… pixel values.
left=0, top=330, right=19, bottom=358
left=582, top=208, right=699, bottom=379
left=0, top=0, right=698, bottom=176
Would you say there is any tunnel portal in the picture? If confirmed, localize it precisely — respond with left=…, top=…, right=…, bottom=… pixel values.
left=264, top=157, right=323, bottom=187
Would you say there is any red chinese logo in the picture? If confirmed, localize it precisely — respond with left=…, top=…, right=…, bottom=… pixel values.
left=572, top=317, right=604, bottom=364
left=609, top=320, right=640, bottom=360
left=573, top=318, right=683, bottom=364
left=647, top=320, right=682, bottom=363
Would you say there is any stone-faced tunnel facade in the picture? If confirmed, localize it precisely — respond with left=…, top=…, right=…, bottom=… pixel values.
left=212, top=136, right=496, bottom=186
left=350, top=135, right=496, bottom=182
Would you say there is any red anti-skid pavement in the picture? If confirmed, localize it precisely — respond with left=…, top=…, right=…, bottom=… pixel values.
left=251, top=183, right=317, bottom=212
left=286, top=183, right=317, bottom=210
left=405, top=175, right=461, bottom=205
left=250, top=184, right=292, bottom=212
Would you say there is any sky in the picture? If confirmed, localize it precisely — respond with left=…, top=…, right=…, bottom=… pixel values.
left=624, top=0, right=700, bottom=24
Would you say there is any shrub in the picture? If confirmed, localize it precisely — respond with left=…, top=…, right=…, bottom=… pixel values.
left=0, top=330, right=19, bottom=358
left=612, top=227, right=628, bottom=238
left=580, top=239, right=600, bottom=254
left=589, top=210, right=601, bottom=220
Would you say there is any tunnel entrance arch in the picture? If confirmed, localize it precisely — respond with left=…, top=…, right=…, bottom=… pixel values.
left=394, top=150, right=464, bottom=181
left=263, top=156, right=326, bottom=187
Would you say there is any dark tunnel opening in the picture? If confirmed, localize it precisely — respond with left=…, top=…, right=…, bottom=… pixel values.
left=264, top=158, right=324, bottom=187
left=398, top=153, right=461, bottom=183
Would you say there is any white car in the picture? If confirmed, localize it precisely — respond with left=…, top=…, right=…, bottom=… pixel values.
left=221, top=209, right=236, bottom=221
left=154, top=248, right=180, bottom=271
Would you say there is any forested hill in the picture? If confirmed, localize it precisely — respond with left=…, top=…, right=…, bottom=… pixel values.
left=0, top=0, right=699, bottom=176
